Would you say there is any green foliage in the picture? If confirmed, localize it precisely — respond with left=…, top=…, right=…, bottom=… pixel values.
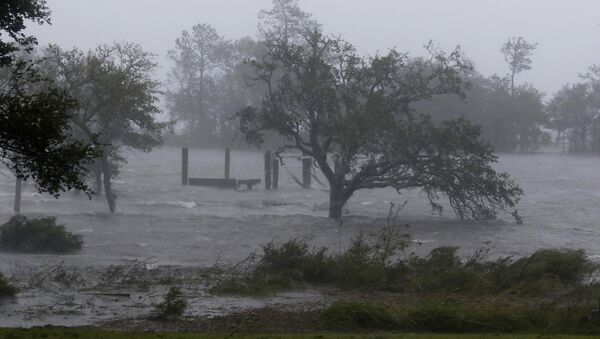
left=214, top=222, right=598, bottom=299
left=419, top=73, right=549, bottom=153
left=151, top=287, right=188, bottom=320
left=239, top=23, right=522, bottom=219
left=0, top=1, right=98, bottom=196
left=0, top=0, right=49, bottom=66
left=548, top=68, right=600, bottom=154
left=490, top=249, right=596, bottom=294
left=213, top=222, right=412, bottom=294
left=44, top=43, right=167, bottom=211
left=0, top=272, right=18, bottom=297
left=0, top=62, right=98, bottom=196
left=0, top=215, right=83, bottom=254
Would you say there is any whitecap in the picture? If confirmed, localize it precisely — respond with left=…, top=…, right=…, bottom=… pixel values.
left=141, top=201, right=197, bottom=209
left=412, top=239, right=436, bottom=244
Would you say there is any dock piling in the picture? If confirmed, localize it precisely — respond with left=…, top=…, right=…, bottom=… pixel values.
left=265, top=151, right=272, bottom=190
left=302, top=158, right=312, bottom=189
left=225, top=148, right=231, bottom=179
left=272, top=157, right=280, bottom=190
left=182, top=147, right=189, bottom=185
left=14, top=177, right=21, bottom=214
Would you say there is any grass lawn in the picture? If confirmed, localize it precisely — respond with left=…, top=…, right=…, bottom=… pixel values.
left=0, top=329, right=598, bottom=339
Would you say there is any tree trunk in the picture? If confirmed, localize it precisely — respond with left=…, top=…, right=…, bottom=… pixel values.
left=95, top=159, right=103, bottom=196
left=328, top=184, right=346, bottom=219
left=14, top=177, right=21, bottom=214
left=101, top=151, right=116, bottom=213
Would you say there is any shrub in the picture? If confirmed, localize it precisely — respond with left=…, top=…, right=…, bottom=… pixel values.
left=404, top=247, right=489, bottom=293
left=500, top=249, right=596, bottom=289
left=151, top=287, right=187, bottom=320
left=0, top=272, right=17, bottom=297
left=0, top=215, right=83, bottom=254
left=213, top=223, right=411, bottom=294
left=258, top=239, right=333, bottom=285
left=212, top=224, right=598, bottom=298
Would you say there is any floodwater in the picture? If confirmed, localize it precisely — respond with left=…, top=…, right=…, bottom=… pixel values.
left=1, top=147, right=600, bottom=269
left=1, top=147, right=600, bottom=327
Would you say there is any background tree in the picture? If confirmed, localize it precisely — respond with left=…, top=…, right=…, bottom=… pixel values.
left=239, top=29, right=522, bottom=219
left=501, top=37, right=537, bottom=97
left=45, top=43, right=166, bottom=212
left=418, top=71, right=549, bottom=153
left=258, top=0, right=319, bottom=44
left=547, top=83, right=590, bottom=152
left=511, top=84, right=548, bottom=152
left=0, top=0, right=97, bottom=196
left=548, top=67, right=600, bottom=154
left=0, top=0, right=49, bottom=66
left=166, top=24, right=232, bottom=142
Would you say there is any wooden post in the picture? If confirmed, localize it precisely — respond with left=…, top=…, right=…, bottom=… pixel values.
left=264, top=151, right=272, bottom=190
left=14, top=177, right=21, bottom=214
left=272, top=158, right=279, bottom=190
left=182, top=147, right=189, bottom=185
left=224, top=148, right=231, bottom=179
left=302, top=158, right=312, bottom=189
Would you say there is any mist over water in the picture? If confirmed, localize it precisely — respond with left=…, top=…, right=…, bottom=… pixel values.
left=1, top=147, right=599, bottom=271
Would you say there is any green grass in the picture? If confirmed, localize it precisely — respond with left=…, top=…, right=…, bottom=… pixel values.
left=318, top=300, right=600, bottom=334
left=0, top=329, right=597, bottom=339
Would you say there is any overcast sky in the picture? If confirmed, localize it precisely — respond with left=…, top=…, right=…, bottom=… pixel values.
left=26, top=0, right=600, bottom=98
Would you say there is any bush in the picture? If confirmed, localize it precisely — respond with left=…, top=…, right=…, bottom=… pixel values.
left=151, top=287, right=187, bottom=320
left=212, top=223, right=598, bottom=298
left=496, top=249, right=596, bottom=293
left=0, top=272, right=17, bottom=297
left=0, top=215, right=83, bottom=254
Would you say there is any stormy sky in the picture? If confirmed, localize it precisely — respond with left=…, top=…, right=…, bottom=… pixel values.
left=27, top=0, right=600, bottom=97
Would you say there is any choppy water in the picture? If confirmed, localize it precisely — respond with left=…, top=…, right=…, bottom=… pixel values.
left=1, top=147, right=600, bottom=270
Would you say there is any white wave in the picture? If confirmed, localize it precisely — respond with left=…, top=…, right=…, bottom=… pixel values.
left=142, top=201, right=197, bottom=209
left=412, top=239, right=436, bottom=244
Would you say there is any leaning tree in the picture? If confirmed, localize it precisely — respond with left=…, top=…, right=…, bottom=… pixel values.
left=238, top=28, right=522, bottom=219
left=45, top=43, right=167, bottom=212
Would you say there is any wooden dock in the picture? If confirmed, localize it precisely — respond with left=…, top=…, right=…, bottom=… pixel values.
left=188, top=178, right=261, bottom=190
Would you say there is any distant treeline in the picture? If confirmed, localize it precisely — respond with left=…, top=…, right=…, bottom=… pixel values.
left=163, top=4, right=600, bottom=154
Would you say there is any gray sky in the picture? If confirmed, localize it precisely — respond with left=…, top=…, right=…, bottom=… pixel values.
left=27, top=0, right=600, bottom=97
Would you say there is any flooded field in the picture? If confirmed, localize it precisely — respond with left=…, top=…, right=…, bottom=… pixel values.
left=1, top=146, right=600, bottom=326
left=2, top=147, right=600, bottom=267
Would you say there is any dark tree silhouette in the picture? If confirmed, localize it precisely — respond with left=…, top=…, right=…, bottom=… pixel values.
left=0, top=0, right=97, bottom=196
left=239, top=29, right=523, bottom=219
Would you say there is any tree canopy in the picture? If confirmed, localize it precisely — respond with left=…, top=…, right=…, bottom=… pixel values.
left=44, top=43, right=167, bottom=211
left=238, top=28, right=523, bottom=219
left=0, top=0, right=97, bottom=196
left=0, top=0, right=49, bottom=66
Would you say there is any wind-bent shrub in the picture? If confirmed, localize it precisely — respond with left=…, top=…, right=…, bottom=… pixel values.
left=0, top=215, right=83, bottom=254
left=213, top=225, right=598, bottom=296
left=151, top=287, right=187, bottom=320
left=0, top=272, right=17, bottom=297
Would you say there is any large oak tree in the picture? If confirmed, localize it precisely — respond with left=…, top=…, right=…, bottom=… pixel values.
left=239, top=28, right=523, bottom=219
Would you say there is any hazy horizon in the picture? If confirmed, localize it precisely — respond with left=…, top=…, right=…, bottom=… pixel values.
left=24, top=0, right=600, bottom=98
